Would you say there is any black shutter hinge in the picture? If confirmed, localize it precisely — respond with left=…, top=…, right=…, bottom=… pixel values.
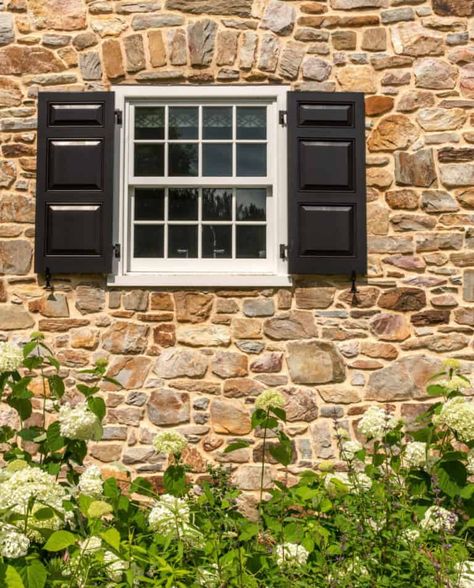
left=350, top=271, right=358, bottom=294
left=113, top=243, right=121, bottom=259
left=114, top=109, right=123, bottom=125
left=279, top=110, right=287, bottom=126
left=280, top=244, right=288, bottom=260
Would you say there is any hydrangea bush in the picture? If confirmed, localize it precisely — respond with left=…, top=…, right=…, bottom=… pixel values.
left=0, top=334, right=472, bottom=587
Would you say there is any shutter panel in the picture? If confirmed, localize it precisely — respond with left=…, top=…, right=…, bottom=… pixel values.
left=35, top=92, right=115, bottom=274
left=287, top=92, right=367, bottom=275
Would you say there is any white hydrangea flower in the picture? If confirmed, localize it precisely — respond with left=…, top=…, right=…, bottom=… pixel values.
left=433, top=397, right=474, bottom=443
left=255, top=389, right=285, bottom=412
left=467, top=450, right=474, bottom=476
left=78, top=465, right=103, bottom=497
left=340, top=440, right=363, bottom=461
left=148, top=494, right=190, bottom=535
left=401, top=528, right=420, bottom=542
left=197, top=564, right=220, bottom=588
left=455, top=560, right=474, bottom=588
left=0, top=465, right=69, bottom=542
left=358, top=406, right=398, bottom=440
left=153, top=431, right=188, bottom=456
left=436, top=376, right=470, bottom=393
left=0, top=524, right=30, bottom=558
left=0, top=341, right=23, bottom=373
left=59, top=403, right=101, bottom=441
left=324, top=471, right=372, bottom=495
left=79, top=536, right=102, bottom=554
left=420, top=505, right=458, bottom=534
left=275, top=542, right=309, bottom=567
left=104, top=551, right=127, bottom=582
left=403, top=442, right=427, bottom=469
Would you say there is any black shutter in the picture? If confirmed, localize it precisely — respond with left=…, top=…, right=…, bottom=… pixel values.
left=35, top=92, right=115, bottom=274
left=287, top=92, right=367, bottom=275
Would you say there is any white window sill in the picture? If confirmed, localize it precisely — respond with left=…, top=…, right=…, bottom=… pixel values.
left=107, top=273, right=293, bottom=288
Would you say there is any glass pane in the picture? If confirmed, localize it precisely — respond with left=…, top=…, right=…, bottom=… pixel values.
left=237, top=189, right=266, bottom=221
left=203, top=106, right=232, bottom=140
left=169, top=144, right=198, bottom=176
left=203, top=188, right=232, bottom=221
left=202, top=225, right=232, bottom=258
left=203, top=143, right=232, bottom=177
left=237, top=107, right=266, bottom=140
left=237, top=226, right=266, bottom=259
left=135, top=107, right=164, bottom=140
left=168, top=225, right=198, bottom=258
left=134, top=225, right=164, bottom=258
left=237, top=143, right=266, bottom=177
left=134, top=188, right=164, bottom=221
left=134, top=144, right=164, bottom=176
left=169, top=188, right=198, bottom=220
left=169, top=107, right=198, bottom=140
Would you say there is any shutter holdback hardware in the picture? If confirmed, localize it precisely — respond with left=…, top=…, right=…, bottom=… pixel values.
left=350, top=270, right=358, bottom=294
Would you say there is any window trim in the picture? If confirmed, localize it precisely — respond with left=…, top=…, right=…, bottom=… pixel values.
left=108, top=85, right=291, bottom=288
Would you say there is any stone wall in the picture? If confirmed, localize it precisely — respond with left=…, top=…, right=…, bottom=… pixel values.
left=0, top=0, right=473, bottom=489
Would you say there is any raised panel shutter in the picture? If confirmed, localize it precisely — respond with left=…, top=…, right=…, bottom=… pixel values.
left=287, top=91, right=367, bottom=275
left=35, top=92, right=115, bottom=274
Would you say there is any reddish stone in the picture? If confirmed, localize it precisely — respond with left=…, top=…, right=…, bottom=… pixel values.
left=370, top=313, right=411, bottom=341
left=153, top=323, right=176, bottom=347
left=148, top=389, right=190, bottom=426
left=0, top=46, right=65, bottom=74
left=378, top=287, right=426, bottom=311
left=365, top=95, right=394, bottom=116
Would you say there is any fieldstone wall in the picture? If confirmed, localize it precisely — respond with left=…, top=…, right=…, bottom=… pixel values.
left=0, top=0, right=473, bottom=489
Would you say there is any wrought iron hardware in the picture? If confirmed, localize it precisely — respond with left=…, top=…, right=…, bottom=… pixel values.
left=114, top=109, right=123, bottom=125
left=114, top=243, right=121, bottom=259
left=279, top=110, right=287, bottom=126
left=280, top=244, right=288, bottom=260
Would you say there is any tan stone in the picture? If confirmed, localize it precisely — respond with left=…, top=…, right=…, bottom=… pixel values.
left=166, top=0, right=253, bottom=16
left=391, top=22, right=444, bottom=57
left=210, top=399, right=251, bottom=435
left=0, top=46, right=64, bottom=75
left=29, top=0, right=86, bottom=31
left=417, top=108, right=466, bottom=131
left=76, top=285, right=106, bottom=314
left=167, top=29, right=187, bottom=65
left=395, top=149, right=437, bottom=188
left=367, top=167, right=393, bottom=189
left=287, top=340, right=345, bottom=384
left=102, top=39, right=124, bottom=79
left=368, top=114, right=419, bottom=152
left=336, top=65, right=377, bottom=93
left=0, top=77, right=22, bottom=107
left=124, top=33, right=146, bottom=73
left=365, top=95, right=394, bottom=116
left=264, top=311, right=318, bottom=340
left=175, top=292, right=213, bottom=323
left=154, top=348, right=208, bottom=379
left=0, top=240, right=32, bottom=275
left=369, top=313, right=411, bottom=341
left=361, top=341, right=398, bottom=359
left=148, top=31, right=166, bottom=67
left=102, top=321, right=149, bottom=354
left=385, top=189, right=419, bottom=210
left=232, top=318, right=262, bottom=339
left=295, top=287, right=335, bottom=309
left=216, top=30, right=238, bottom=66
left=70, top=327, right=99, bottom=350
left=211, top=351, right=248, bottom=378
left=0, top=305, right=34, bottom=330
left=339, top=287, right=380, bottom=308
left=148, top=389, right=190, bottom=425
left=361, top=28, right=386, bottom=51
left=177, top=325, right=230, bottom=347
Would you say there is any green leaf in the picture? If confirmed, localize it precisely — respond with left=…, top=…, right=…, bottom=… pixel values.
left=33, top=507, right=55, bottom=521
left=435, top=461, right=467, bottom=498
left=269, top=440, right=293, bottom=467
left=427, top=384, right=446, bottom=397
left=87, top=500, right=113, bottom=519
left=46, top=422, right=65, bottom=452
left=224, top=440, right=250, bottom=453
left=43, top=530, right=77, bottom=552
left=7, top=397, right=32, bottom=421
left=19, top=560, right=47, bottom=588
left=239, top=522, right=259, bottom=541
left=87, top=396, right=106, bottom=421
left=100, top=528, right=121, bottom=552
left=163, top=464, right=187, bottom=497
left=270, top=407, right=286, bottom=422
left=5, top=566, right=24, bottom=588
left=47, top=375, right=64, bottom=400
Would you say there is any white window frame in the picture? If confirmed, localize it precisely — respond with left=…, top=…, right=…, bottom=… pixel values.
left=108, top=85, right=291, bottom=287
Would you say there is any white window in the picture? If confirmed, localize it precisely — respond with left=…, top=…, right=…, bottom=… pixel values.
left=110, top=86, right=290, bottom=287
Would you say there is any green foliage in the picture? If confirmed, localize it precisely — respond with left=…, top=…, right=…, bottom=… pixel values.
left=0, top=338, right=472, bottom=587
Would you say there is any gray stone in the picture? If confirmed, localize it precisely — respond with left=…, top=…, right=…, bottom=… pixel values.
left=302, top=57, right=332, bottom=81
left=167, top=29, right=187, bottom=65
left=417, top=108, right=466, bottom=131
left=0, top=240, right=32, bottom=274
left=239, top=31, right=257, bottom=69
left=132, top=14, right=184, bottom=29
left=235, top=340, right=265, bottom=354
left=116, top=1, right=162, bottom=13
left=440, top=164, right=474, bottom=187
left=243, top=298, right=275, bottom=317
left=381, top=7, right=415, bottom=23
left=261, top=0, right=295, bottom=36
left=278, top=41, right=305, bottom=79
left=154, top=348, right=208, bottom=379
left=76, top=285, right=106, bottom=314
left=286, top=340, right=346, bottom=384
left=211, top=351, right=248, bottom=378
left=124, top=33, right=146, bottom=72
left=258, top=33, right=280, bottom=72
left=414, top=58, right=458, bottom=89
left=188, top=19, right=217, bottom=66
left=283, top=386, right=319, bottom=421
left=123, top=290, right=148, bottom=311
left=463, top=269, right=474, bottom=302
left=421, top=190, right=459, bottom=212
left=148, top=389, right=190, bottom=425
left=165, top=0, right=253, bottom=17
left=0, top=14, right=14, bottom=46
left=264, top=311, right=318, bottom=340
left=79, top=52, right=102, bottom=80
left=311, top=421, right=334, bottom=459
left=0, top=306, right=34, bottom=330
left=331, top=0, right=387, bottom=6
